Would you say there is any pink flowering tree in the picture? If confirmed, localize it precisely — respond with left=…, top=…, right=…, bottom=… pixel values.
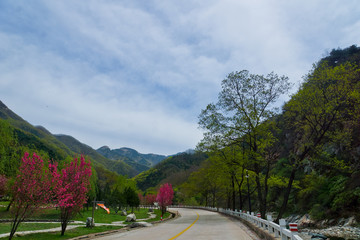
left=156, top=183, right=174, bottom=216
left=145, top=194, right=157, bottom=207
left=10, top=152, right=53, bottom=240
left=0, top=175, right=8, bottom=197
left=52, top=155, right=92, bottom=236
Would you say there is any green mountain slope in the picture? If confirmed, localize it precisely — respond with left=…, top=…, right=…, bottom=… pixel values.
left=134, top=152, right=208, bottom=191
left=54, top=135, right=138, bottom=177
left=0, top=100, right=139, bottom=177
left=97, top=146, right=166, bottom=167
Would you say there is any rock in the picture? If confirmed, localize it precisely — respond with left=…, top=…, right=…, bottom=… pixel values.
left=343, top=216, right=357, bottom=226
left=120, top=210, right=127, bottom=216
left=126, top=213, right=136, bottom=222
left=129, top=221, right=152, bottom=228
left=149, top=208, right=154, bottom=213
left=298, top=214, right=315, bottom=228
left=86, top=217, right=95, bottom=227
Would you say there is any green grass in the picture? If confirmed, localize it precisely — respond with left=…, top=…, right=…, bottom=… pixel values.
left=145, top=209, right=170, bottom=222
left=0, top=225, right=123, bottom=240
left=0, top=222, right=62, bottom=234
left=0, top=204, right=151, bottom=223
left=0, top=203, right=172, bottom=239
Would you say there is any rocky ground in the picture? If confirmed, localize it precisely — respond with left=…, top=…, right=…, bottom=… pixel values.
left=286, top=214, right=360, bottom=240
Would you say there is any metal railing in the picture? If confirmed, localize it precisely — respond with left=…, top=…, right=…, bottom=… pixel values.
left=170, top=205, right=302, bottom=240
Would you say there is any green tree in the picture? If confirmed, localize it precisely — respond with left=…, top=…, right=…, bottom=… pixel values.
left=276, top=61, right=360, bottom=221
left=123, top=187, right=139, bottom=212
left=198, top=70, right=291, bottom=217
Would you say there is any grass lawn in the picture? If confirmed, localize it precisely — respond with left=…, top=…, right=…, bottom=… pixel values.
left=0, top=222, right=62, bottom=234
left=0, top=202, right=172, bottom=239
left=0, top=204, right=151, bottom=223
left=0, top=225, right=124, bottom=240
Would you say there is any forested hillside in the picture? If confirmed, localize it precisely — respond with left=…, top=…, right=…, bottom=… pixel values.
left=0, top=101, right=145, bottom=178
left=96, top=146, right=167, bottom=173
left=134, top=152, right=208, bottom=191
left=179, top=45, right=360, bottom=221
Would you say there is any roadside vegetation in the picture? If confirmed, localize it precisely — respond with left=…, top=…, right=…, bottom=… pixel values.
left=178, top=45, right=360, bottom=222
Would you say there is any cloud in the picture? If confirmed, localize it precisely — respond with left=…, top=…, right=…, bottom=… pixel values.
left=0, top=0, right=359, bottom=154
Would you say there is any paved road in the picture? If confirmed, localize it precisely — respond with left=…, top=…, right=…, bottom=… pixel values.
left=94, top=208, right=255, bottom=240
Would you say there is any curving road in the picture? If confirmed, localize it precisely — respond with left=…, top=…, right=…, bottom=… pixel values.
left=94, top=208, right=255, bottom=240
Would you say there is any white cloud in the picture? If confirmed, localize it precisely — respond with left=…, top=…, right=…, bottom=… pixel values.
left=0, top=0, right=359, bottom=154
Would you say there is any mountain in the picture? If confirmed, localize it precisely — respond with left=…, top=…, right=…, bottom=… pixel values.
left=97, top=146, right=166, bottom=167
left=54, top=135, right=139, bottom=177
left=0, top=100, right=139, bottom=177
left=134, top=152, right=208, bottom=191
left=96, top=146, right=167, bottom=174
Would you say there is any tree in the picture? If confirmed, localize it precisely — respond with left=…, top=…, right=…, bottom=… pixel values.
left=198, top=70, right=291, bottom=217
left=0, top=175, right=8, bottom=197
left=52, top=155, right=92, bottom=236
left=9, top=152, right=53, bottom=240
left=108, top=187, right=125, bottom=213
left=156, top=183, right=174, bottom=216
left=276, top=61, right=360, bottom=221
left=145, top=193, right=157, bottom=206
left=123, top=187, right=139, bottom=212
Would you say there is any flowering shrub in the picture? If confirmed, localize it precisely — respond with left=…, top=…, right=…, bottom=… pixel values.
left=156, top=183, right=174, bottom=216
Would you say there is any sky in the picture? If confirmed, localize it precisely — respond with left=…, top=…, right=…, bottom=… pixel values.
left=0, top=1, right=359, bottom=155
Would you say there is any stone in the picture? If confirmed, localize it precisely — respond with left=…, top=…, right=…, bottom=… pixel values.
left=120, top=210, right=127, bottom=216
left=129, top=221, right=152, bottom=228
left=86, top=217, right=95, bottom=227
left=298, top=214, right=314, bottom=228
left=149, top=208, right=154, bottom=213
left=126, top=213, right=136, bottom=222
left=343, top=216, right=357, bottom=226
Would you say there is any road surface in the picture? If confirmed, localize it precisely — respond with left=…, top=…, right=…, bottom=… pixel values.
left=94, top=208, right=255, bottom=240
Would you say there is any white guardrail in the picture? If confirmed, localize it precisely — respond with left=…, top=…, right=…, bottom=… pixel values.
left=169, top=205, right=302, bottom=240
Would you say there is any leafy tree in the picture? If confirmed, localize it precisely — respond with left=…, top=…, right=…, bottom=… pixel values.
left=123, top=187, right=139, bottom=212
left=156, top=183, right=174, bottom=216
left=0, top=175, right=8, bottom=197
left=145, top=193, right=157, bottom=206
left=198, top=70, right=291, bottom=217
left=0, top=120, right=20, bottom=177
left=52, top=155, right=92, bottom=236
left=9, top=152, right=53, bottom=240
left=276, top=61, right=360, bottom=221
left=108, top=187, right=125, bottom=213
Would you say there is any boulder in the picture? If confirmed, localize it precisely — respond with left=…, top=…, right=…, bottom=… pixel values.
left=86, top=217, right=95, bottom=227
left=298, top=214, right=315, bottom=228
left=149, top=208, right=154, bottom=213
left=129, top=221, right=152, bottom=228
left=126, top=213, right=136, bottom=222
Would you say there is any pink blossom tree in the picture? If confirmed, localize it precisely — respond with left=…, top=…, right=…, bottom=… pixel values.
left=10, top=152, right=53, bottom=240
left=0, top=174, right=8, bottom=197
left=52, top=155, right=92, bottom=236
left=156, top=183, right=174, bottom=216
left=145, top=194, right=157, bottom=206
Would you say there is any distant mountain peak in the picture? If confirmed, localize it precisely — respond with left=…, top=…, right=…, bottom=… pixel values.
left=96, top=146, right=167, bottom=168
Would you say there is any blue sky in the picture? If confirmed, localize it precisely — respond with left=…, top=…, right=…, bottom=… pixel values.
left=0, top=0, right=359, bottom=155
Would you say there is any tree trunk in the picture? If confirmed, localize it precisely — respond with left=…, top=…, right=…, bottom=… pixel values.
left=6, top=199, right=13, bottom=212
left=255, top=174, right=265, bottom=217
left=231, top=175, right=236, bottom=211
left=238, top=185, right=243, bottom=211
left=61, top=220, right=67, bottom=236
left=276, top=166, right=297, bottom=222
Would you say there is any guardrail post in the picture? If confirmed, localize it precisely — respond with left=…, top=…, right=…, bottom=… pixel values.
left=267, top=215, right=272, bottom=233
left=279, top=219, right=287, bottom=240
